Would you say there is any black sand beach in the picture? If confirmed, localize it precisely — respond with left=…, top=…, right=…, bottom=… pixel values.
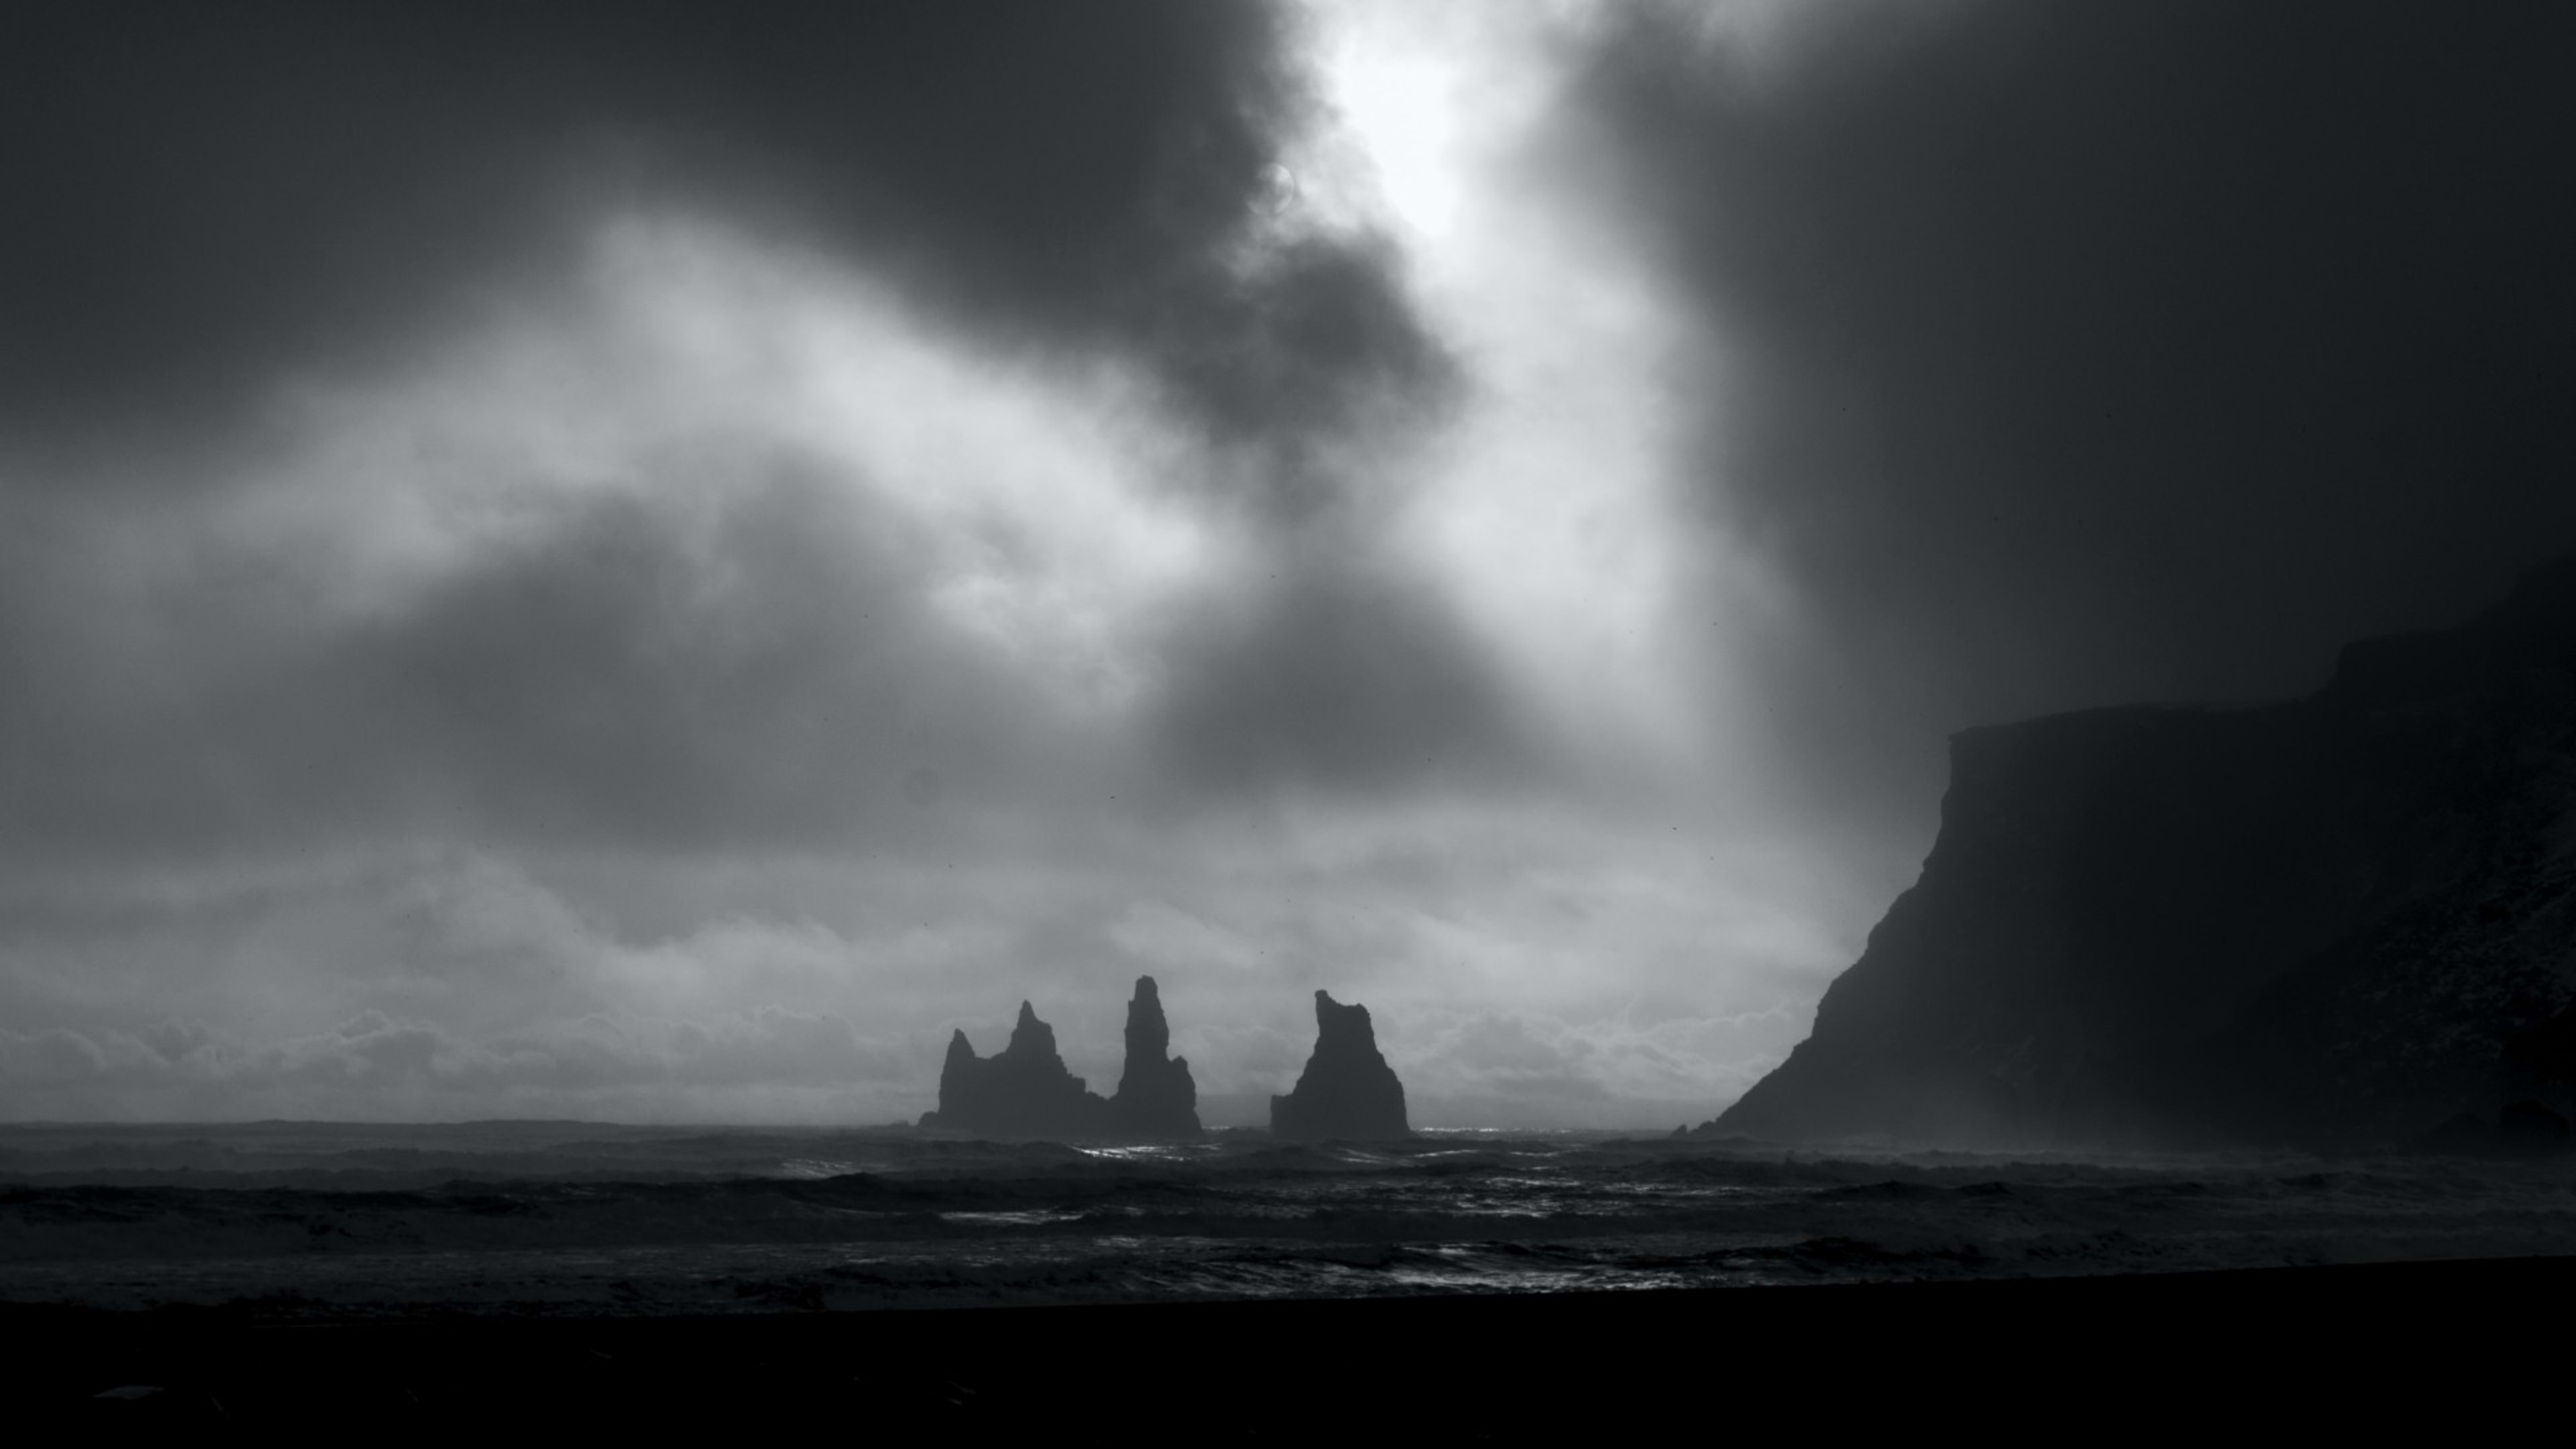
left=17, top=1255, right=2570, bottom=1434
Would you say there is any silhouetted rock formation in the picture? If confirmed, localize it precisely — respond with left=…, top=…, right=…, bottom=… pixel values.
left=1711, top=557, right=2576, bottom=1150
left=1110, top=977, right=1201, bottom=1138
left=1271, top=991, right=1409, bottom=1140
left=919, top=1002, right=1112, bottom=1140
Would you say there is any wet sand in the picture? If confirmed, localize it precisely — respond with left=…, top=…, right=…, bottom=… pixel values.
left=15, top=1254, right=2568, bottom=1434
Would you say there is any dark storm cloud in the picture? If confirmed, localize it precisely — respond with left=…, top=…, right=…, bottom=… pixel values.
left=1145, top=233, right=1462, bottom=521
left=0, top=0, right=1450, bottom=468
left=0, top=0, right=1501, bottom=839
left=13, top=0, right=1271, bottom=431
left=1570, top=0, right=2576, bottom=826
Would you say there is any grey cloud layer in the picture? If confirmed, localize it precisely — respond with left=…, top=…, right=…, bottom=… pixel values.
left=3, top=462, right=1074, bottom=855
left=0, top=2, right=1695, bottom=1127
left=3, top=2, right=1458, bottom=487
left=1, top=0, right=1519, bottom=857
left=4, top=2, right=1277, bottom=437
left=19, top=0, right=2559, bottom=1125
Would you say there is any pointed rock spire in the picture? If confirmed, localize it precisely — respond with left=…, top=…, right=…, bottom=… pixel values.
left=1008, top=1000, right=1055, bottom=1057
left=1270, top=990, right=1409, bottom=1140
left=919, top=1002, right=1111, bottom=1140
left=1111, top=975, right=1201, bottom=1139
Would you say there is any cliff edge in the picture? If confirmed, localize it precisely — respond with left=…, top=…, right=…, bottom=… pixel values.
left=1713, top=557, right=2576, bottom=1149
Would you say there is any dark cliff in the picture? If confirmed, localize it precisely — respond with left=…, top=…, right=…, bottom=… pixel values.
left=1716, top=558, right=2576, bottom=1149
left=920, top=1002, right=1112, bottom=1141
left=1271, top=991, right=1410, bottom=1140
left=1110, top=976, right=1201, bottom=1139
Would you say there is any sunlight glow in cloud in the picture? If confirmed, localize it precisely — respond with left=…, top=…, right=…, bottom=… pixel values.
left=1297, top=0, right=1742, bottom=782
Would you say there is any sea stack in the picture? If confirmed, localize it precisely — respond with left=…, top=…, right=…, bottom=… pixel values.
left=1271, top=991, right=1410, bottom=1140
left=1110, top=976, right=1202, bottom=1139
left=919, top=1001, right=1112, bottom=1140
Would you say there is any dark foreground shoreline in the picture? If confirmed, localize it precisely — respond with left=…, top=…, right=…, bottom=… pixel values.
left=11, top=1255, right=2570, bottom=1434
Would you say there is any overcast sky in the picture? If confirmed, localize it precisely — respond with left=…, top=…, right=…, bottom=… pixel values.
left=5, top=0, right=2573, bottom=1127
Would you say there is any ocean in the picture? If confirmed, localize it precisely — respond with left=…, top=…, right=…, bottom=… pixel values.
left=6, top=1120, right=2575, bottom=1320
